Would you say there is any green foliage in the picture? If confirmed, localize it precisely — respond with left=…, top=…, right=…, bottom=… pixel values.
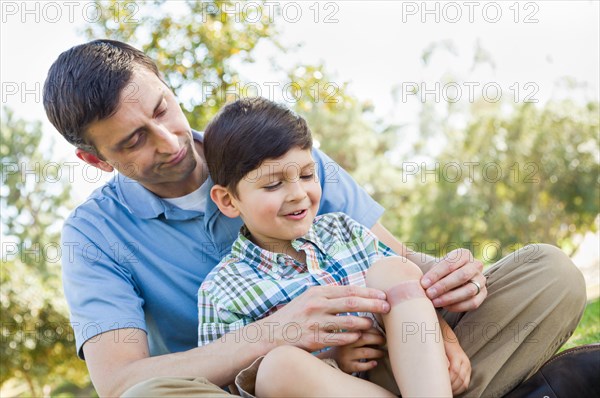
left=3, top=3, right=597, bottom=394
left=83, top=0, right=281, bottom=130
left=390, top=99, right=600, bottom=261
left=560, top=298, right=600, bottom=351
left=1, top=109, right=92, bottom=395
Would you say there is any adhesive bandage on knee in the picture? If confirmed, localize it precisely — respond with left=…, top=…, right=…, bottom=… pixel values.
left=385, top=280, right=427, bottom=306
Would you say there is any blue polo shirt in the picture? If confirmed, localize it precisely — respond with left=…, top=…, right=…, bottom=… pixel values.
left=62, top=131, right=385, bottom=359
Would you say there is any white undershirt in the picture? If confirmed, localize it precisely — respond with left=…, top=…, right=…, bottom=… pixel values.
left=162, top=181, right=210, bottom=212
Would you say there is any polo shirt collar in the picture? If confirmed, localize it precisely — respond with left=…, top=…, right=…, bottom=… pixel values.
left=115, top=130, right=208, bottom=220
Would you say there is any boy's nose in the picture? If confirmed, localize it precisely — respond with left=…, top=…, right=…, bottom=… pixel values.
left=287, top=180, right=308, bottom=202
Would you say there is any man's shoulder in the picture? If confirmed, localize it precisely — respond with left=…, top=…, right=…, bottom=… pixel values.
left=65, top=176, right=124, bottom=226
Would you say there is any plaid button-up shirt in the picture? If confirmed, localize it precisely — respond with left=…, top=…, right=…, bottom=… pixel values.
left=197, top=212, right=395, bottom=346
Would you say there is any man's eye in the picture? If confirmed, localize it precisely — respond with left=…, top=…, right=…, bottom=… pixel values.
left=156, top=107, right=167, bottom=117
left=300, top=173, right=314, bottom=180
left=124, top=133, right=145, bottom=149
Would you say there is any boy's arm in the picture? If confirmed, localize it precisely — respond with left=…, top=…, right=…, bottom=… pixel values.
left=197, top=282, right=253, bottom=346
left=370, top=221, right=486, bottom=312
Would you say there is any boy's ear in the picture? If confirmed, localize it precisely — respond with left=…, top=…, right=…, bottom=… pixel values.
left=210, top=185, right=240, bottom=219
left=76, top=148, right=114, bottom=173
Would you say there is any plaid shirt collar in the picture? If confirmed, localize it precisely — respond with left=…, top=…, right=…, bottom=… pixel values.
left=230, top=219, right=327, bottom=277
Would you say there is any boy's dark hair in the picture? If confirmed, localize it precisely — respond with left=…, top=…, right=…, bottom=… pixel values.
left=204, top=97, right=313, bottom=196
left=43, top=39, right=163, bottom=156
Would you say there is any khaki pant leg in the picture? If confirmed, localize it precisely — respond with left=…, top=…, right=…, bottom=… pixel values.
left=441, top=244, right=586, bottom=398
left=121, top=377, right=239, bottom=398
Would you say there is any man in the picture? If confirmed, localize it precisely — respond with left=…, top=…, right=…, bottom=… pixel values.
left=43, top=40, right=586, bottom=397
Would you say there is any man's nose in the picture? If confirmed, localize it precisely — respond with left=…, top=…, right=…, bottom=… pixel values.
left=152, top=125, right=179, bottom=154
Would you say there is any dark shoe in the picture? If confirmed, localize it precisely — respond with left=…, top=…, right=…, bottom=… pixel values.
left=504, top=344, right=600, bottom=398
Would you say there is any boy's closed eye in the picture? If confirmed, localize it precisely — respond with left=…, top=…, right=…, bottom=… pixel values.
left=263, top=181, right=283, bottom=190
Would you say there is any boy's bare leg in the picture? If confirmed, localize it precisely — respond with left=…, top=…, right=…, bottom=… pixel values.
left=366, top=257, right=452, bottom=398
left=255, top=346, right=395, bottom=398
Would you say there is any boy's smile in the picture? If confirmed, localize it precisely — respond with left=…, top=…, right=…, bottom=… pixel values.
left=231, top=147, right=321, bottom=255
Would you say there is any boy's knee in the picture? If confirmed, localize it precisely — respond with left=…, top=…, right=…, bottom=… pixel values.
left=256, top=346, right=306, bottom=389
left=366, top=256, right=423, bottom=291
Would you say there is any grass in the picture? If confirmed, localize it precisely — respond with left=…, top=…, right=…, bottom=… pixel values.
left=558, top=297, right=600, bottom=352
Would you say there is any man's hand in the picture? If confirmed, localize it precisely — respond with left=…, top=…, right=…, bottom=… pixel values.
left=421, top=248, right=487, bottom=312
left=327, top=328, right=386, bottom=374
left=262, top=285, right=390, bottom=353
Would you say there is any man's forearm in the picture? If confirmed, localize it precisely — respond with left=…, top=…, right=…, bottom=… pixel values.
left=86, top=322, right=276, bottom=397
left=370, top=222, right=438, bottom=273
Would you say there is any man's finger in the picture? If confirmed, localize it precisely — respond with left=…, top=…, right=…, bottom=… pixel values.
left=313, top=330, right=362, bottom=347
left=313, top=285, right=387, bottom=300
left=325, top=296, right=390, bottom=315
left=425, top=262, right=482, bottom=300
left=431, top=275, right=485, bottom=307
left=318, top=314, right=377, bottom=332
left=421, top=249, right=471, bottom=289
left=443, top=288, right=487, bottom=312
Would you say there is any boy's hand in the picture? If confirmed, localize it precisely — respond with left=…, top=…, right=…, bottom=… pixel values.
left=328, top=328, right=386, bottom=374
left=444, top=338, right=471, bottom=395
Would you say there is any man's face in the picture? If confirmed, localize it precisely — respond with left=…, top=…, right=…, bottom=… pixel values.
left=232, top=147, right=322, bottom=253
left=84, top=67, right=202, bottom=197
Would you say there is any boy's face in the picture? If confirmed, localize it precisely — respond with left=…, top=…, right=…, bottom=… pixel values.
left=232, top=147, right=322, bottom=252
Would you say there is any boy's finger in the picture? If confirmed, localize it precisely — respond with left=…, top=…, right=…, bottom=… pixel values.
left=350, top=360, right=379, bottom=373
left=357, top=331, right=386, bottom=346
left=351, top=347, right=386, bottom=361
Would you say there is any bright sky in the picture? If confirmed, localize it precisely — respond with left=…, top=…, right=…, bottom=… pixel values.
left=1, top=0, right=599, bottom=202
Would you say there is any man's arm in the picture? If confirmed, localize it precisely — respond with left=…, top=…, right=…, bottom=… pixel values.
left=370, top=222, right=437, bottom=271
left=84, top=285, right=390, bottom=397
left=370, top=221, right=487, bottom=312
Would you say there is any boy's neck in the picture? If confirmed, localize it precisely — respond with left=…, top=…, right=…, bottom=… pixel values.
left=248, top=236, right=307, bottom=264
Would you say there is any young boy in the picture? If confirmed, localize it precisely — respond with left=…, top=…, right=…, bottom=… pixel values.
left=199, top=97, right=468, bottom=397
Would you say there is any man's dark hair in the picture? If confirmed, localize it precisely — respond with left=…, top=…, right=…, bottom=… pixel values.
left=43, top=39, right=163, bottom=155
left=204, top=97, right=313, bottom=196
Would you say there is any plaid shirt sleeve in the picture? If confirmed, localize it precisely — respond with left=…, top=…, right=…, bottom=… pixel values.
left=197, top=269, right=255, bottom=346
left=338, top=213, right=396, bottom=265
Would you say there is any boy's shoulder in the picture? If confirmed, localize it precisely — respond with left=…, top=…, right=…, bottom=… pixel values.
left=202, top=253, right=247, bottom=286
left=313, top=212, right=371, bottom=242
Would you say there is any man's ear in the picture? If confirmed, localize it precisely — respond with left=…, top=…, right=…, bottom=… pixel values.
left=76, top=148, right=114, bottom=173
left=210, top=185, right=240, bottom=219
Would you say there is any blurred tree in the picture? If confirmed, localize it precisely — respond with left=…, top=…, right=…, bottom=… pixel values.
left=83, top=0, right=281, bottom=130
left=1, top=109, right=93, bottom=395
left=285, top=64, right=403, bottom=208
left=395, top=99, right=600, bottom=262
